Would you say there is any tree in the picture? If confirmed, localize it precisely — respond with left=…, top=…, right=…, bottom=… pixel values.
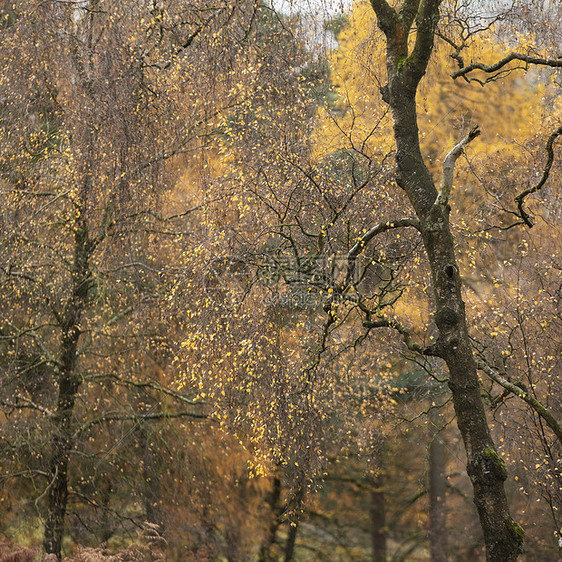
left=0, top=0, right=259, bottom=557
left=362, top=2, right=522, bottom=558
left=2, top=0, right=561, bottom=558
left=307, top=1, right=562, bottom=557
left=195, top=0, right=562, bottom=559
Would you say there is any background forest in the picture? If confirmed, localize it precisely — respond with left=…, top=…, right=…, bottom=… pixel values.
left=0, top=0, right=561, bottom=560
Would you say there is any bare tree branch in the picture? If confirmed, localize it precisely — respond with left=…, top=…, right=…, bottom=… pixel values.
left=477, top=361, right=562, bottom=444
left=363, top=317, right=425, bottom=354
left=0, top=396, right=53, bottom=417
left=74, top=410, right=208, bottom=438
left=85, top=372, right=201, bottom=406
left=437, top=125, right=480, bottom=206
left=452, top=52, right=562, bottom=83
left=345, top=217, right=420, bottom=288
left=514, top=124, right=562, bottom=227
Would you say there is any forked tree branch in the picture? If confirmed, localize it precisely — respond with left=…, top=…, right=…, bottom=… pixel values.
left=515, top=124, right=562, bottom=227
left=452, top=52, right=562, bottom=83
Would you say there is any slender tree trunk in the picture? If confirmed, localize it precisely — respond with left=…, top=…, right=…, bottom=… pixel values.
left=370, top=472, right=386, bottom=562
left=99, top=474, right=113, bottom=544
left=43, top=221, right=93, bottom=560
left=429, top=406, right=447, bottom=562
left=139, top=424, right=163, bottom=527
left=284, top=521, right=298, bottom=562
left=368, top=2, right=523, bottom=560
left=258, top=476, right=282, bottom=562
left=136, top=393, right=164, bottom=528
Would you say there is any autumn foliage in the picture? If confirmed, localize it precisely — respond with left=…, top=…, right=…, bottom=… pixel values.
left=1, top=0, right=561, bottom=560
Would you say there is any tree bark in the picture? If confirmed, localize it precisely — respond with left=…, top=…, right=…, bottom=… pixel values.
left=43, top=221, right=93, bottom=560
left=284, top=521, right=298, bottom=562
left=368, top=1, right=524, bottom=560
left=135, top=393, right=164, bottom=529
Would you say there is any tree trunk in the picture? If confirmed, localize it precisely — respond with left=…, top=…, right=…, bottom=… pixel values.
left=370, top=472, right=386, bottom=562
left=99, top=474, right=113, bottom=544
left=135, top=392, right=164, bottom=528
left=368, top=2, right=524, bottom=560
left=429, top=406, right=447, bottom=562
left=258, top=476, right=282, bottom=562
left=284, top=521, right=298, bottom=562
left=140, top=424, right=163, bottom=528
left=43, top=221, right=93, bottom=560
left=421, top=150, right=523, bottom=562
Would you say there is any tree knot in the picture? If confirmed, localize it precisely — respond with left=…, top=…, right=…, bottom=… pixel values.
left=467, top=448, right=508, bottom=485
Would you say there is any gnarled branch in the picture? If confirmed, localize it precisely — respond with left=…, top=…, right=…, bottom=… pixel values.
left=452, top=52, right=562, bottom=83
left=515, top=124, right=562, bottom=227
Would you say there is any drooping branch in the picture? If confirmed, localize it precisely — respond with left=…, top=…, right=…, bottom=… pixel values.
left=436, top=125, right=480, bottom=206
left=452, top=52, right=562, bottom=83
left=477, top=361, right=562, bottom=444
left=514, top=124, right=562, bottom=227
